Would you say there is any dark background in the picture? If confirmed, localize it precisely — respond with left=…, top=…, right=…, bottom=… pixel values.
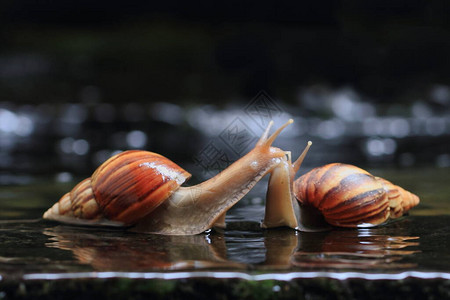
left=0, top=1, right=449, bottom=181
left=2, top=0, right=449, bottom=103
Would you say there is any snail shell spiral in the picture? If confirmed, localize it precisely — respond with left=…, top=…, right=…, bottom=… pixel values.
left=293, top=163, right=420, bottom=227
left=43, top=150, right=191, bottom=226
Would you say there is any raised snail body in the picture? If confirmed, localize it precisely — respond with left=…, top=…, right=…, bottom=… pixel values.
left=262, top=151, right=420, bottom=231
left=44, top=120, right=300, bottom=235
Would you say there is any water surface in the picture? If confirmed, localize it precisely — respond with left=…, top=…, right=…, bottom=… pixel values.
left=0, top=167, right=449, bottom=281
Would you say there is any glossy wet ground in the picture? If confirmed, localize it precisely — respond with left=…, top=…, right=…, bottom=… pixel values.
left=0, top=167, right=449, bottom=299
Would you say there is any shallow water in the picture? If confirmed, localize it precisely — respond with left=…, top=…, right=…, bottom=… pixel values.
left=0, top=167, right=449, bottom=281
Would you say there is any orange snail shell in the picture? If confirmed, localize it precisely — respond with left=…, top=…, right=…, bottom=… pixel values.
left=44, top=150, right=191, bottom=225
left=293, top=163, right=420, bottom=227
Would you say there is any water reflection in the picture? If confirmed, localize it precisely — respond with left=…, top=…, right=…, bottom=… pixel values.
left=44, top=226, right=244, bottom=271
left=292, top=229, right=419, bottom=269
left=262, top=229, right=298, bottom=268
left=43, top=223, right=419, bottom=272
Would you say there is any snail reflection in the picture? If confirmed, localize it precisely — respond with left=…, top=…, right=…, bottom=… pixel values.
left=44, top=220, right=420, bottom=271
left=44, top=226, right=244, bottom=271
left=291, top=226, right=420, bottom=269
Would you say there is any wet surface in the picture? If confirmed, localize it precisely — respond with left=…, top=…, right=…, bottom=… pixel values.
left=0, top=167, right=449, bottom=282
left=2, top=6, right=450, bottom=298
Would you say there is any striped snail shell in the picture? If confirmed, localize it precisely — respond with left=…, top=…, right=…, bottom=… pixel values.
left=44, top=150, right=191, bottom=226
left=293, top=163, right=420, bottom=228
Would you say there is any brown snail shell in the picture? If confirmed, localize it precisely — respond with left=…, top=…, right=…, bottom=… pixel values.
left=293, top=163, right=420, bottom=228
left=44, top=150, right=191, bottom=226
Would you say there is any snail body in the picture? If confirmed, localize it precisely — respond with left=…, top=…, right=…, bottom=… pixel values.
left=44, top=120, right=295, bottom=235
left=262, top=148, right=420, bottom=231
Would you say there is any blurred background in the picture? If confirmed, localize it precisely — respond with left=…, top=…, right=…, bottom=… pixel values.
left=1, top=0, right=449, bottom=184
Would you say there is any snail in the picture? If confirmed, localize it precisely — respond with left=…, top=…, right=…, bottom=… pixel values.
left=44, top=119, right=305, bottom=235
left=262, top=148, right=420, bottom=231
